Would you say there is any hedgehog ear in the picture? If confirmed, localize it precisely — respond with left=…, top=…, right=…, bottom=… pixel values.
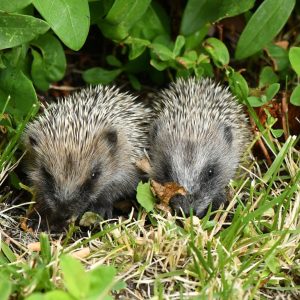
left=223, top=125, right=233, bottom=145
left=104, top=128, right=118, bottom=148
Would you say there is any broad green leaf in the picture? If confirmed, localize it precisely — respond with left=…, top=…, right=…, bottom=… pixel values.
left=185, top=25, right=210, bottom=51
left=271, top=128, right=284, bottom=138
left=151, top=43, right=175, bottom=61
left=235, top=0, right=295, bottom=60
left=106, top=55, right=122, bottom=68
left=290, top=85, right=300, bottom=106
left=259, top=66, right=278, bottom=88
left=203, top=37, right=229, bottom=67
left=83, top=68, right=122, bottom=85
left=124, top=37, right=150, bottom=60
left=89, top=266, right=124, bottom=298
left=105, top=0, right=150, bottom=29
left=177, top=51, right=198, bottom=69
left=33, top=0, right=90, bottom=50
left=129, top=3, right=168, bottom=41
left=266, top=44, right=289, bottom=71
left=136, top=181, right=156, bottom=212
left=45, top=291, right=74, bottom=300
left=0, top=277, right=11, bottom=300
left=31, top=50, right=50, bottom=91
left=150, top=58, right=168, bottom=71
left=31, top=33, right=66, bottom=82
left=128, top=74, right=141, bottom=90
left=173, top=35, right=185, bottom=57
left=60, top=255, right=90, bottom=299
left=247, top=96, right=266, bottom=107
left=289, top=47, right=300, bottom=76
left=181, top=0, right=255, bottom=35
left=26, top=291, right=74, bottom=300
left=0, top=0, right=32, bottom=12
left=265, top=83, right=280, bottom=101
left=0, top=67, right=37, bottom=117
left=0, top=12, right=49, bottom=50
left=99, top=0, right=151, bottom=40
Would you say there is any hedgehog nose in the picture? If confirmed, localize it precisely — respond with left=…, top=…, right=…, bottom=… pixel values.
left=169, top=194, right=192, bottom=215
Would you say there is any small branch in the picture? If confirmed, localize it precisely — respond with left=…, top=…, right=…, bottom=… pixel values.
left=281, top=91, right=289, bottom=141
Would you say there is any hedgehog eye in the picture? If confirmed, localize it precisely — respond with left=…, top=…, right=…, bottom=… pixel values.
left=202, top=164, right=217, bottom=182
left=90, top=168, right=101, bottom=180
left=207, top=168, right=214, bottom=178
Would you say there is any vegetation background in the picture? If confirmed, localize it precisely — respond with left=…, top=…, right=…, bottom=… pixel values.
left=0, top=0, right=299, bottom=299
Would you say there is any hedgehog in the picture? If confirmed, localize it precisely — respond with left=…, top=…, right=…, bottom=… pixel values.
left=148, top=77, right=249, bottom=217
left=24, top=85, right=152, bottom=230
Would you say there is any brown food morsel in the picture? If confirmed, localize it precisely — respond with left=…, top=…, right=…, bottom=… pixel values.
left=150, top=179, right=187, bottom=207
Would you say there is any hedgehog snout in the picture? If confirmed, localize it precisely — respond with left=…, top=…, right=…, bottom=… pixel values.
left=169, top=194, right=194, bottom=216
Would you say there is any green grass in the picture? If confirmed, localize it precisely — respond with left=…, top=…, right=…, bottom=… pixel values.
left=0, top=109, right=300, bottom=299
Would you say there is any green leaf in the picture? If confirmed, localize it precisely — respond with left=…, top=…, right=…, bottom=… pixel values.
left=290, top=85, right=300, bottom=106
left=203, top=37, right=229, bottom=67
left=150, top=58, right=168, bottom=71
left=265, top=83, right=280, bottom=101
left=32, top=0, right=90, bottom=50
left=247, top=96, right=266, bottom=107
left=129, top=3, right=168, bottom=41
left=235, top=0, right=295, bottom=60
left=31, top=33, right=66, bottom=82
left=82, top=68, right=122, bottom=85
left=181, top=0, right=255, bottom=35
left=124, top=37, right=150, bottom=60
left=106, top=55, right=122, bottom=68
left=0, top=67, right=37, bottom=117
left=151, top=43, right=175, bottom=61
left=226, top=69, right=249, bottom=102
left=31, top=50, right=50, bottom=91
left=60, top=255, right=90, bottom=299
left=0, top=12, right=49, bottom=50
left=89, top=266, right=124, bottom=298
left=259, top=66, right=278, bottom=88
left=177, top=51, right=198, bottom=69
left=0, top=276, right=11, bottom=300
left=0, top=0, right=32, bottom=12
left=26, top=291, right=74, bottom=300
left=289, top=46, right=300, bottom=76
left=185, top=26, right=210, bottom=51
left=99, top=0, right=151, bottom=40
left=45, top=291, right=74, bottom=300
left=271, top=128, right=284, bottom=138
left=136, top=181, right=156, bottom=212
left=0, top=241, right=17, bottom=262
left=128, top=74, right=141, bottom=91
left=266, top=44, right=289, bottom=71
left=173, top=35, right=185, bottom=57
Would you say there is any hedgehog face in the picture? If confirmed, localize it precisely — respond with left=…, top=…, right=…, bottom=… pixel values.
left=149, top=121, right=240, bottom=217
left=25, top=127, right=134, bottom=228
